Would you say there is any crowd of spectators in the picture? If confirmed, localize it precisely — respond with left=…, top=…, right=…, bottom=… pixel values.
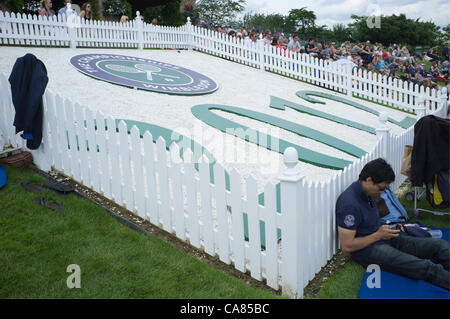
left=39, top=0, right=93, bottom=20
left=198, top=20, right=450, bottom=91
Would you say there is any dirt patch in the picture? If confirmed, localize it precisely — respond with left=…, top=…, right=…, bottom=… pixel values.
left=39, top=168, right=350, bottom=298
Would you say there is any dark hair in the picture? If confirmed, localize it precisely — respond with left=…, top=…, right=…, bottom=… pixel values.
left=358, top=158, right=395, bottom=184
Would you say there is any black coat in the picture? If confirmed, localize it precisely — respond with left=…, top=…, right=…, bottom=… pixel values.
left=411, top=115, right=450, bottom=186
left=8, top=53, right=48, bottom=150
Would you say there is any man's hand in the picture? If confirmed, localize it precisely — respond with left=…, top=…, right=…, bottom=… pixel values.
left=375, top=225, right=401, bottom=240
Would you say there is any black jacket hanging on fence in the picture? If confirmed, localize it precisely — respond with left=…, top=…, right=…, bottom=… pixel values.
left=410, top=115, right=450, bottom=187
left=8, top=53, right=48, bottom=150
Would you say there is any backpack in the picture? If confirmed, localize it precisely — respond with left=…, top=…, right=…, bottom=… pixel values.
left=425, top=170, right=449, bottom=209
left=377, top=187, right=409, bottom=224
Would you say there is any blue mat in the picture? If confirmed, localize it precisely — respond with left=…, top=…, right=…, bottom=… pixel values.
left=358, top=224, right=450, bottom=299
left=0, top=163, right=6, bottom=189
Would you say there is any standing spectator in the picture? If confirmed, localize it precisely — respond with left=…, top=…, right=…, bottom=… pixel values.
left=151, top=18, right=158, bottom=26
left=40, top=0, right=55, bottom=18
left=58, top=0, right=71, bottom=17
left=79, top=2, right=93, bottom=20
left=120, top=15, right=128, bottom=23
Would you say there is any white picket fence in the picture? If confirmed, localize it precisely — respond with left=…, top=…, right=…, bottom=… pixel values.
left=1, top=10, right=449, bottom=115
left=1, top=10, right=449, bottom=298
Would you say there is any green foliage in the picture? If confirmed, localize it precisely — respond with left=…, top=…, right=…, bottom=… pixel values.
left=161, top=0, right=184, bottom=26
left=196, top=0, right=246, bottom=25
left=285, top=7, right=316, bottom=35
left=143, top=1, right=184, bottom=26
left=348, top=14, right=442, bottom=47
left=243, top=12, right=286, bottom=32
left=104, top=0, right=131, bottom=17
left=0, top=0, right=24, bottom=12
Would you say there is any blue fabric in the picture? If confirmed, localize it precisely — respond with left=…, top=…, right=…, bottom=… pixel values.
left=379, top=187, right=409, bottom=224
left=358, top=224, right=450, bottom=299
left=0, top=163, right=6, bottom=189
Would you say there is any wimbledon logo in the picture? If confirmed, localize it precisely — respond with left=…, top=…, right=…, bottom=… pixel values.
left=69, top=54, right=219, bottom=95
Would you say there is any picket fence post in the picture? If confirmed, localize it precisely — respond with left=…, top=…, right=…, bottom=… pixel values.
left=415, top=96, right=426, bottom=118
left=258, top=40, right=265, bottom=72
left=279, top=147, right=305, bottom=298
left=135, top=11, right=143, bottom=50
left=186, top=17, right=193, bottom=51
left=375, top=112, right=390, bottom=160
left=65, top=4, right=78, bottom=48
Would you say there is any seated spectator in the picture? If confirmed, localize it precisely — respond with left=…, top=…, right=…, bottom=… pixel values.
left=426, top=47, right=441, bottom=62
left=329, top=42, right=338, bottom=59
left=263, top=30, right=272, bottom=46
left=306, top=38, right=319, bottom=57
left=351, top=42, right=362, bottom=56
left=360, top=43, right=374, bottom=65
left=441, top=61, right=450, bottom=76
left=335, top=158, right=450, bottom=291
left=443, top=44, right=449, bottom=62
left=244, top=31, right=258, bottom=48
left=397, top=46, right=415, bottom=64
left=40, top=0, right=55, bottom=18
left=287, top=34, right=303, bottom=53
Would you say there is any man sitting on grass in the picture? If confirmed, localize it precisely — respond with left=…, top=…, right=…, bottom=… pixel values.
left=336, top=158, right=450, bottom=291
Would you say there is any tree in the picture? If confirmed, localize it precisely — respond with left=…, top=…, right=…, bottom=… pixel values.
left=195, top=0, right=245, bottom=25
left=348, top=14, right=441, bottom=47
left=285, top=7, right=316, bottom=36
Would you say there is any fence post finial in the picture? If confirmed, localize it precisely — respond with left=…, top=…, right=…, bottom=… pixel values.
left=279, top=147, right=305, bottom=298
left=135, top=11, right=143, bottom=50
left=415, top=96, right=426, bottom=118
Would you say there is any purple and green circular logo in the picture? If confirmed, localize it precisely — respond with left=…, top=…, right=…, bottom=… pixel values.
left=69, top=54, right=219, bottom=95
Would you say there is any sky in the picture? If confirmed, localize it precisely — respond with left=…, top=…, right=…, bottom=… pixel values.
left=243, top=0, right=450, bottom=27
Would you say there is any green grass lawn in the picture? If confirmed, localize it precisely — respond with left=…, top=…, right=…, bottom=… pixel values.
left=314, top=191, right=449, bottom=299
left=0, top=165, right=281, bottom=299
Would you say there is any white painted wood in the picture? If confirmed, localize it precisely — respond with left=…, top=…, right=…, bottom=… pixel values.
left=213, top=161, right=230, bottom=264
left=131, top=125, right=146, bottom=218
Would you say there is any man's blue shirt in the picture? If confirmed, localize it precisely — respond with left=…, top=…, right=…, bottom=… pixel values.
left=336, top=180, right=383, bottom=260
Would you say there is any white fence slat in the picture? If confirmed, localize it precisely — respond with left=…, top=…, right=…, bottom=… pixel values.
left=85, top=107, right=100, bottom=192
left=156, top=136, right=171, bottom=232
left=169, top=143, right=186, bottom=241
left=107, top=116, right=122, bottom=204
left=118, top=120, right=134, bottom=210
left=74, top=103, right=90, bottom=186
left=246, top=175, right=262, bottom=281
left=263, top=181, right=279, bottom=290
left=143, top=131, right=159, bottom=225
left=130, top=126, right=145, bottom=218
left=182, top=149, right=201, bottom=248
left=229, top=169, right=245, bottom=272
left=213, top=162, right=230, bottom=264
left=64, top=98, right=80, bottom=180
left=198, top=155, right=215, bottom=256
